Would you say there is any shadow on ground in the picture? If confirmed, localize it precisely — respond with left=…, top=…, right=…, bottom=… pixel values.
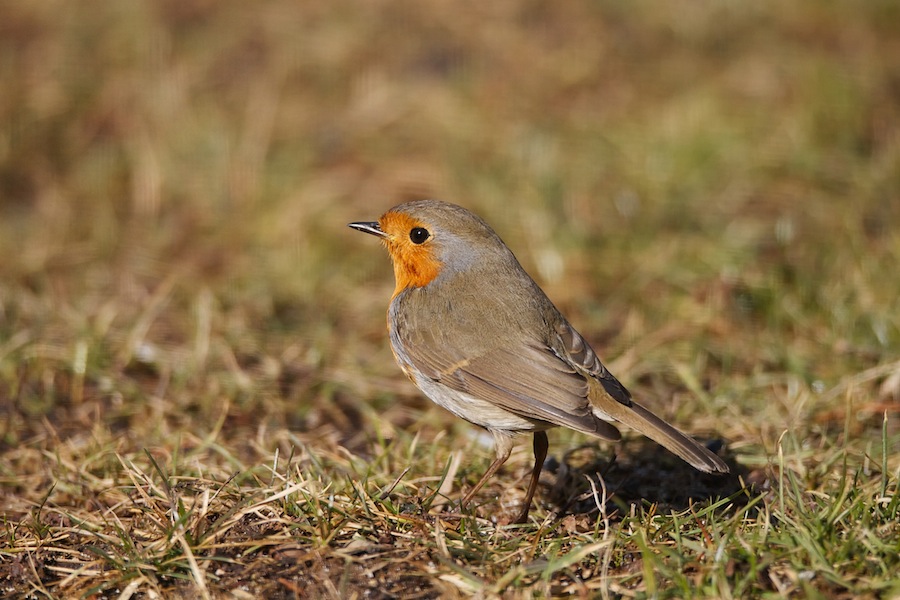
left=544, top=439, right=749, bottom=519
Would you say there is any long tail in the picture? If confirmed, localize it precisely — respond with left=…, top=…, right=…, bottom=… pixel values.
left=592, top=393, right=729, bottom=473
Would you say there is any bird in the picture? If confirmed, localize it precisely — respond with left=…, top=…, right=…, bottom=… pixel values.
left=349, top=199, right=728, bottom=523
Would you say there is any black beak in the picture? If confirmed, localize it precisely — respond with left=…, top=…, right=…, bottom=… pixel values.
left=349, top=221, right=388, bottom=238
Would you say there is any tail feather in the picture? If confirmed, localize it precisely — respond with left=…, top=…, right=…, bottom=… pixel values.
left=592, top=392, right=729, bottom=474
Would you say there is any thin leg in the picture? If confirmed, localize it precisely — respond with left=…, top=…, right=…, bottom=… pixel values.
left=515, top=431, right=549, bottom=524
left=461, top=432, right=514, bottom=508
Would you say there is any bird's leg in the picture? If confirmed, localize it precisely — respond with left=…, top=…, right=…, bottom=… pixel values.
left=460, top=432, right=513, bottom=510
left=515, top=431, right=548, bottom=524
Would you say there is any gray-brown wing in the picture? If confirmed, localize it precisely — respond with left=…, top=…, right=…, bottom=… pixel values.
left=552, top=320, right=633, bottom=407
left=552, top=320, right=729, bottom=474
left=404, top=339, right=622, bottom=440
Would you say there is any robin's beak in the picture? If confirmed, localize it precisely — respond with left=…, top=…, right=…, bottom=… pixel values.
left=349, top=221, right=389, bottom=239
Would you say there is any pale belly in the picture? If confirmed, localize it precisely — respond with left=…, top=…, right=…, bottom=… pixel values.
left=410, top=371, right=552, bottom=433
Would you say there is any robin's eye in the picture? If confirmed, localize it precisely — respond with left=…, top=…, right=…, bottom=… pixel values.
left=409, top=227, right=430, bottom=244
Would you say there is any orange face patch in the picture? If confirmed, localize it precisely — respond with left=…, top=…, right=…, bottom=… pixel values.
left=378, top=210, right=442, bottom=297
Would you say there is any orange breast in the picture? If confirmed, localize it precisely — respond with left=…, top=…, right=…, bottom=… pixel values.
left=379, top=211, right=443, bottom=297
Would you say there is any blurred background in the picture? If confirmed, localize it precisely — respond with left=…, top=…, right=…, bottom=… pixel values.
left=2, top=0, right=899, bottom=483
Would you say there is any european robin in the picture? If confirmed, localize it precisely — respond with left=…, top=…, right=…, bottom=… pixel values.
left=350, top=200, right=728, bottom=523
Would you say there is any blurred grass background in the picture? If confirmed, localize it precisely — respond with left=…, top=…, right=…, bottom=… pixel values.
left=1, top=0, right=899, bottom=598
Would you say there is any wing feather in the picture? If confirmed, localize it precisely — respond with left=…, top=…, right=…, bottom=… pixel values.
left=402, top=337, right=621, bottom=440
left=552, top=321, right=729, bottom=473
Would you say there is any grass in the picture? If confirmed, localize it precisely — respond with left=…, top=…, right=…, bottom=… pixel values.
left=2, top=0, right=899, bottom=597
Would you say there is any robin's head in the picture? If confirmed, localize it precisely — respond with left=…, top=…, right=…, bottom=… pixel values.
left=349, top=200, right=510, bottom=297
